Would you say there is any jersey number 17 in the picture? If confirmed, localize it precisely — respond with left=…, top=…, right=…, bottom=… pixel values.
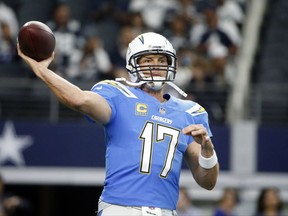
left=139, top=121, right=180, bottom=178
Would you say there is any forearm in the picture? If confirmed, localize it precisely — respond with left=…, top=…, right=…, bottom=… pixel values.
left=17, top=39, right=110, bottom=124
left=185, top=140, right=219, bottom=190
left=195, top=141, right=219, bottom=190
left=17, top=45, right=86, bottom=111
left=25, top=59, right=112, bottom=124
left=32, top=62, right=86, bottom=110
left=193, top=161, right=219, bottom=190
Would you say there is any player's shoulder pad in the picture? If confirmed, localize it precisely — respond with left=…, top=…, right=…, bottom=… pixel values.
left=170, top=96, right=207, bottom=116
left=91, top=80, right=138, bottom=98
left=185, top=102, right=207, bottom=117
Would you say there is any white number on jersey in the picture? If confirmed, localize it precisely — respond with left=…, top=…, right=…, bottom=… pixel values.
left=139, top=121, right=180, bottom=178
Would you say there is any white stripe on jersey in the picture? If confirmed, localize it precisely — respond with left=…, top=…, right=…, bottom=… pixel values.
left=93, top=80, right=138, bottom=98
left=185, top=103, right=206, bottom=116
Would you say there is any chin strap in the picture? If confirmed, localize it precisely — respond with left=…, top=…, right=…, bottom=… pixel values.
left=115, top=77, right=187, bottom=98
left=166, top=81, right=187, bottom=97
left=115, top=77, right=145, bottom=87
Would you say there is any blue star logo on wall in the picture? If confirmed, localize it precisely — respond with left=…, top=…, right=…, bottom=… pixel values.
left=0, top=121, right=33, bottom=166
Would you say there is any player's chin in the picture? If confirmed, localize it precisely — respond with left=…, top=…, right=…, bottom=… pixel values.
left=144, top=82, right=165, bottom=92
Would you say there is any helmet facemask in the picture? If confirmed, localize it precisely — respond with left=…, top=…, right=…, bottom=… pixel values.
left=127, top=50, right=177, bottom=90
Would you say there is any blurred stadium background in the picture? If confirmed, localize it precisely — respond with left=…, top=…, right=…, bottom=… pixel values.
left=0, top=0, right=288, bottom=215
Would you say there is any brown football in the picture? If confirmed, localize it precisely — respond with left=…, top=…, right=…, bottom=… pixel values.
left=18, top=21, right=56, bottom=61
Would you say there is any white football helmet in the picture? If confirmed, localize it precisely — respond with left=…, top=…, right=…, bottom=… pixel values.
left=125, top=32, right=177, bottom=90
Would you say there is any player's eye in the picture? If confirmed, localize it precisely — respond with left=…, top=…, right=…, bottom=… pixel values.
left=139, top=59, right=152, bottom=64
left=159, top=59, right=167, bottom=64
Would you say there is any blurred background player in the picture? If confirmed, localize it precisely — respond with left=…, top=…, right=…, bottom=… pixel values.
left=177, top=187, right=204, bottom=216
left=0, top=1, right=19, bottom=64
left=255, top=187, right=284, bottom=216
left=0, top=174, right=31, bottom=216
left=213, top=187, right=240, bottom=216
left=46, top=2, right=83, bottom=78
left=66, top=35, right=113, bottom=82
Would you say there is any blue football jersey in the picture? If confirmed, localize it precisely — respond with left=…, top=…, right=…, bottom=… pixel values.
left=90, top=80, right=212, bottom=210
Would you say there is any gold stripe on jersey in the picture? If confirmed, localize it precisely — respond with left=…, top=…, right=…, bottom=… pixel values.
left=185, top=103, right=206, bottom=116
left=97, top=80, right=138, bottom=98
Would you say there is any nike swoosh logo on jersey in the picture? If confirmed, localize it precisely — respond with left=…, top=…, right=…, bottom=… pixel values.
left=95, top=86, right=102, bottom=90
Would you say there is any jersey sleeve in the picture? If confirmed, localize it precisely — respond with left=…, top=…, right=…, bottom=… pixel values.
left=87, top=80, right=137, bottom=123
left=186, top=102, right=212, bottom=136
left=184, top=102, right=212, bottom=144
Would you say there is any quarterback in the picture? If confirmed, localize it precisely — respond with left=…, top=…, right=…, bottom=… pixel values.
left=18, top=32, right=219, bottom=216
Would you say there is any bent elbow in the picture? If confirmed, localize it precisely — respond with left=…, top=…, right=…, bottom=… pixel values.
left=197, top=177, right=218, bottom=191
left=73, top=97, right=88, bottom=112
left=66, top=94, right=88, bottom=112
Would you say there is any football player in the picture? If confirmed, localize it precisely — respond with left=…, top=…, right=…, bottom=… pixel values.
left=18, top=32, right=219, bottom=216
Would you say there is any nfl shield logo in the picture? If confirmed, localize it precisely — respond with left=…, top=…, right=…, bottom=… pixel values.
left=159, top=107, right=166, bottom=115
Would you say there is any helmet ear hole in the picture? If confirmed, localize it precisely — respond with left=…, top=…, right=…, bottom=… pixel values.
left=167, top=56, right=172, bottom=65
left=135, top=57, right=141, bottom=65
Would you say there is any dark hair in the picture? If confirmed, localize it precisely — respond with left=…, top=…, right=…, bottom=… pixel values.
left=256, top=187, right=283, bottom=214
left=219, top=187, right=240, bottom=204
